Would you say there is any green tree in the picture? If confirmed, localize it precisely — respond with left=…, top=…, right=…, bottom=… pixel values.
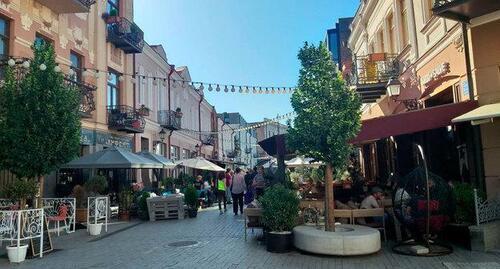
left=287, top=42, right=361, bottom=231
left=0, top=43, right=81, bottom=205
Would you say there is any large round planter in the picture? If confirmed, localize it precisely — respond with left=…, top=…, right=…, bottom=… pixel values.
left=76, top=208, right=88, bottom=223
left=7, top=244, right=28, bottom=263
left=266, top=231, right=293, bottom=253
left=88, top=223, right=103, bottom=236
left=188, top=208, right=198, bottom=218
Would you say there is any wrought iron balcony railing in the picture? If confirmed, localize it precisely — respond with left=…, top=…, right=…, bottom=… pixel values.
left=107, top=105, right=145, bottom=133
left=353, top=53, right=399, bottom=85
left=433, top=0, right=500, bottom=22
left=226, top=150, right=239, bottom=159
left=36, top=0, right=95, bottom=14
left=201, top=134, right=216, bottom=146
left=64, top=76, right=96, bottom=118
left=157, top=110, right=182, bottom=130
left=105, top=16, right=145, bottom=54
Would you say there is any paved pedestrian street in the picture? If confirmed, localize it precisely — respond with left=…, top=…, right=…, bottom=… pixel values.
left=1, top=208, right=500, bottom=269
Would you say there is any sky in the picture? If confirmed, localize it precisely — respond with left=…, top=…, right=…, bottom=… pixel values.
left=134, top=0, right=359, bottom=123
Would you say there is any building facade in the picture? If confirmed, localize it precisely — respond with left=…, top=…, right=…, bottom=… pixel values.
left=252, top=120, right=288, bottom=160
left=325, top=17, right=354, bottom=78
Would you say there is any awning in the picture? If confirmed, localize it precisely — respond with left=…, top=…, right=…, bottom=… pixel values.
left=62, top=147, right=164, bottom=169
left=452, top=103, right=500, bottom=125
left=136, top=151, right=177, bottom=169
left=351, top=101, right=478, bottom=144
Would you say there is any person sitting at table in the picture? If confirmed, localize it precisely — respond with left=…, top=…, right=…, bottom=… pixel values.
left=360, top=187, right=384, bottom=209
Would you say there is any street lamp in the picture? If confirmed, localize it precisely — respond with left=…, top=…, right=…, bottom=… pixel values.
left=195, top=144, right=200, bottom=156
left=159, top=128, right=167, bottom=142
left=386, top=77, right=402, bottom=97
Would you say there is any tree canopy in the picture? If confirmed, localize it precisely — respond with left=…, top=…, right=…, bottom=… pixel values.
left=287, top=42, right=361, bottom=171
left=0, top=43, right=81, bottom=180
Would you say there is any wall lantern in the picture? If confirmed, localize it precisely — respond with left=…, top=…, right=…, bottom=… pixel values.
left=386, top=77, right=402, bottom=97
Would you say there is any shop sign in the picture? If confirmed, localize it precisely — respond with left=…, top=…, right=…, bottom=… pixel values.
left=80, top=129, right=95, bottom=145
left=421, top=62, right=450, bottom=86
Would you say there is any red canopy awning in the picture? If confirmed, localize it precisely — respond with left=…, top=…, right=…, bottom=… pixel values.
left=351, top=101, right=478, bottom=144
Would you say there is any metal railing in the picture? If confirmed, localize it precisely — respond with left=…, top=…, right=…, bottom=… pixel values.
left=352, top=53, right=399, bottom=85
left=201, top=134, right=216, bottom=146
left=107, top=105, right=145, bottom=133
left=106, top=16, right=145, bottom=54
left=0, top=208, right=44, bottom=258
left=37, top=198, right=76, bottom=234
left=158, top=110, right=182, bottom=130
left=64, top=76, right=96, bottom=117
left=87, top=196, right=108, bottom=233
left=474, top=189, right=500, bottom=226
left=433, top=0, right=457, bottom=8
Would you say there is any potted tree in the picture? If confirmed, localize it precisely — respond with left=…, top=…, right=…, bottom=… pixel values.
left=72, top=185, right=88, bottom=223
left=118, top=189, right=134, bottom=221
left=260, top=184, right=300, bottom=253
left=137, top=104, right=150, bottom=116
left=2, top=179, right=38, bottom=263
left=84, top=175, right=108, bottom=236
left=184, top=185, right=198, bottom=218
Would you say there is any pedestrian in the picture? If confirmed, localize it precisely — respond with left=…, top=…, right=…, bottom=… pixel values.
left=225, top=168, right=233, bottom=204
left=231, top=167, right=246, bottom=216
left=216, top=172, right=227, bottom=214
left=252, top=166, right=267, bottom=198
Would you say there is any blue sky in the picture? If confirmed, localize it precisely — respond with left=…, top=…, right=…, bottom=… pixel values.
left=134, top=0, right=358, bottom=123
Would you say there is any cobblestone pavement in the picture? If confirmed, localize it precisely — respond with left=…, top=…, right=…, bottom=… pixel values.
left=2, top=207, right=500, bottom=269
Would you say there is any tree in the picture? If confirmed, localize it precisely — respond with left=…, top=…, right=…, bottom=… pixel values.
left=0, top=43, right=81, bottom=205
left=287, top=42, right=361, bottom=231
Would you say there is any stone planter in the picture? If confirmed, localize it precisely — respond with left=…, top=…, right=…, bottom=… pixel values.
left=88, top=223, right=103, bottom=236
left=7, top=244, right=28, bottom=263
left=266, top=231, right=293, bottom=253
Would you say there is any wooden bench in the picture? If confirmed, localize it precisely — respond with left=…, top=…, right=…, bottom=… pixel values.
left=352, top=208, right=386, bottom=241
left=146, top=196, right=184, bottom=221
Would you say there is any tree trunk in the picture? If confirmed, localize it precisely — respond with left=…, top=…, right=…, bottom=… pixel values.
left=325, top=163, right=335, bottom=232
left=37, top=175, right=45, bottom=209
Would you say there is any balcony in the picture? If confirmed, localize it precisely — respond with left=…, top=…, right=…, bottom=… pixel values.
left=64, top=77, right=96, bottom=118
left=36, top=0, right=95, bottom=14
left=433, top=0, right=500, bottom=22
left=201, top=134, right=216, bottom=146
left=105, top=16, right=145, bottom=54
left=158, top=110, right=182, bottom=130
left=107, top=105, right=145, bottom=133
left=352, top=53, right=399, bottom=103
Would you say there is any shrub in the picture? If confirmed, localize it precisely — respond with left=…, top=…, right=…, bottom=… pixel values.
left=138, top=192, right=150, bottom=220
left=259, top=184, right=300, bottom=232
left=119, top=189, right=134, bottom=212
left=84, top=175, right=108, bottom=195
left=184, top=185, right=198, bottom=209
left=2, top=179, right=38, bottom=207
left=453, top=183, right=484, bottom=224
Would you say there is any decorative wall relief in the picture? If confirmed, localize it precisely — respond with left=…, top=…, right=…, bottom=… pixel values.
left=0, top=0, right=11, bottom=10
left=453, top=34, right=464, bottom=53
left=59, top=35, right=68, bottom=49
left=21, top=14, right=33, bottom=31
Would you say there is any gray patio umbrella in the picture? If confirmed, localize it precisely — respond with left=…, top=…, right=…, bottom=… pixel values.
left=136, top=151, right=177, bottom=169
left=62, top=146, right=163, bottom=169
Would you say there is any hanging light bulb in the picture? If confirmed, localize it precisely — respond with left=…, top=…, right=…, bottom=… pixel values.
left=82, top=69, right=89, bottom=77
left=245, top=86, right=250, bottom=94
left=54, top=65, right=61, bottom=72
left=265, top=87, right=270, bottom=94
left=153, top=78, right=158, bottom=86
left=131, top=76, right=136, bottom=84
left=7, top=59, right=15, bottom=67
left=252, top=87, right=257, bottom=94
left=216, top=84, right=221, bottom=92
left=199, top=83, right=204, bottom=91
left=107, top=72, right=113, bottom=81
left=224, top=85, right=229, bottom=92
left=22, top=60, right=30, bottom=69
left=95, top=71, right=101, bottom=79
left=238, top=86, right=243, bottom=93
left=68, top=68, right=75, bottom=76
left=162, top=79, right=167, bottom=87
left=208, top=84, right=213, bottom=91
left=231, top=85, right=236, bottom=93
left=258, top=88, right=263, bottom=94
left=118, top=75, right=124, bottom=82
left=271, top=87, right=275, bottom=94
left=39, top=63, right=47, bottom=71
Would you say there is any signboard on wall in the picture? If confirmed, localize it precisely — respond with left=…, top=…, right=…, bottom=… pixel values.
left=80, top=129, right=132, bottom=150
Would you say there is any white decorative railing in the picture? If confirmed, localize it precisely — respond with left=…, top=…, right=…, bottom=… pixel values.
left=0, top=199, right=17, bottom=209
left=87, top=196, right=108, bottom=232
left=37, top=198, right=76, bottom=233
left=474, top=189, right=500, bottom=226
left=0, top=208, right=44, bottom=258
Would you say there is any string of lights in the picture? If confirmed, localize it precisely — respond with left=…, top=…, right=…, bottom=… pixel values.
left=3, top=57, right=297, bottom=95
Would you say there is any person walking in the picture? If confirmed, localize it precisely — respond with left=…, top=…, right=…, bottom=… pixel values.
left=216, top=173, right=227, bottom=214
left=252, top=166, right=267, bottom=198
left=225, top=168, right=233, bottom=204
left=231, top=167, right=246, bottom=216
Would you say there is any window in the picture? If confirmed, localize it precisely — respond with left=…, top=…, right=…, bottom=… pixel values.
left=70, top=51, right=82, bottom=82
left=35, top=34, right=51, bottom=49
left=170, top=146, right=180, bottom=160
left=107, top=70, right=119, bottom=107
left=378, top=29, right=385, bottom=53
left=400, top=0, right=409, bottom=47
left=106, top=0, right=119, bottom=16
left=0, top=17, right=9, bottom=58
left=387, top=13, right=396, bottom=53
left=141, top=137, right=149, bottom=151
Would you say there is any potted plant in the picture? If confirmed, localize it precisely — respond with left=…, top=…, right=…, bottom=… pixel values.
left=137, top=105, right=150, bottom=116
left=72, top=185, right=88, bottom=223
left=2, top=179, right=38, bottom=263
left=184, top=185, right=198, bottom=218
left=84, top=175, right=108, bottom=235
left=259, top=184, right=300, bottom=253
left=118, top=189, right=134, bottom=221
left=138, top=192, right=150, bottom=220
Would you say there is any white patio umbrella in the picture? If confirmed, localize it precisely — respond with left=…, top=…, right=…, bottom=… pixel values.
left=136, top=151, right=177, bottom=169
left=285, top=156, right=322, bottom=168
left=176, top=157, right=225, bottom=172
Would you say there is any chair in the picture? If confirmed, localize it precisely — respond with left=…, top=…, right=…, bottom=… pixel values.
left=47, top=204, right=68, bottom=236
left=352, top=208, right=387, bottom=242
left=244, top=208, right=263, bottom=241
left=334, top=209, right=353, bottom=224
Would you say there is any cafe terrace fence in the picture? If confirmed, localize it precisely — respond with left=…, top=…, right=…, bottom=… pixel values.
left=474, top=189, right=500, bottom=226
left=0, top=208, right=44, bottom=258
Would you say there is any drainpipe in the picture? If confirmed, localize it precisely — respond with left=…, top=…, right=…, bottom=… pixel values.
left=221, top=121, right=227, bottom=160
left=166, top=65, right=175, bottom=159
left=198, top=93, right=203, bottom=148
left=462, top=22, right=485, bottom=192
left=133, top=54, right=137, bottom=152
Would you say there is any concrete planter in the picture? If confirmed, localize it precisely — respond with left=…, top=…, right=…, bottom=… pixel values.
left=88, top=223, right=103, bottom=236
left=7, top=244, right=28, bottom=263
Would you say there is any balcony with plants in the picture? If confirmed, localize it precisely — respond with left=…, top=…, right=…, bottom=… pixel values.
left=200, top=134, right=216, bottom=146
left=107, top=105, right=145, bottom=133
left=157, top=108, right=182, bottom=130
left=36, top=0, right=96, bottom=14
left=104, top=15, right=145, bottom=54
left=433, top=0, right=500, bottom=22
left=64, top=76, right=96, bottom=118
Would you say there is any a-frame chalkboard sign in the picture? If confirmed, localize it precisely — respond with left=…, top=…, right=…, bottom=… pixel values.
left=27, top=216, right=53, bottom=258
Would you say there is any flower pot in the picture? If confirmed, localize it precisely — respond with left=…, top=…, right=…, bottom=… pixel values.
left=188, top=208, right=198, bottom=218
left=76, top=208, right=88, bottom=223
left=343, top=182, right=352, bottom=189
left=88, top=223, right=103, bottom=236
left=7, top=244, right=28, bottom=263
left=266, top=231, right=293, bottom=253
left=119, top=211, right=130, bottom=221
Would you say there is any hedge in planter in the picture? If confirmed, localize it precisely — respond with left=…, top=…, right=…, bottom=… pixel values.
left=259, top=184, right=300, bottom=253
left=184, top=185, right=198, bottom=218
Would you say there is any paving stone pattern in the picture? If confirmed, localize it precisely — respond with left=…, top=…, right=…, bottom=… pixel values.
left=2, top=207, right=500, bottom=269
